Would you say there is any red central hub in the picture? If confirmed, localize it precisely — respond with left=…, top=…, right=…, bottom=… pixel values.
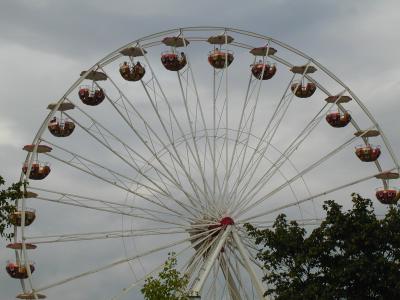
left=219, top=216, right=234, bottom=226
left=207, top=216, right=235, bottom=232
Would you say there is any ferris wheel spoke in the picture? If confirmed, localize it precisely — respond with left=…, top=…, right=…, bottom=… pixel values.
left=40, top=151, right=197, bottom=218
left=239, top=167, right=397, bottom=223
left=190, top=226, right=233, bottom=296
left=28, top=186, right=194, bottom=222
left=214, top=114, right=232, bottom=203
left=223, top=56, right=256, bottom=186
left=235, top=77, right=308, bottom=196
left=33, top=189, right=215, bottom=227
left=62, top=110, right=205, bottom=217
left=176, top=70, right=214, bottom=202
left=223, top=56, right=272, bottom=207
left=310, top=55, right=400, bottom=171
left=233, top=55, right=270, bottom=148
left=94, top=68, right=209, bottom=213
left=114, top=225, right=225, bottom=300
left=235, top=228, right=265, bottom=273
left=204, top=129, right=301, bottom=218
left=111, top=257, right=176, bottom=300
left=25, top=227, right=192, bottom=244
left=211, top=257, right=225, bottom=299
left=212, top=69, right=231, bottom=198
left=34, top=195, right=196, bottom=228
left=211, top=60, right=231, bottom=198
left=233, top=94, right=353, bottom=213
left=138, top=133, right=207, bottom=211
left=223, top=31, right=231, bottom=209
left=139, top=76, right=212, bottom=209
left=142, top=76, right=214, bottom=210
left=222, top=64, right=257, bottom=207
left=62, top=107, right=179, bottom=194
left=235, top=90, right=348, bottom=207
left=29, top=188, right=224, bottom=229
left=31, top=186, right=216, bottom=227
left=181, top=45, right=218, bottom=179
left=232, top=63, right=313, bottom=202
left=243, top=217, right=324, bottom=228
left=139, top=47, right=215, bottom=206
left=231, top=227, right=267, bottom=299
left=210, top=263, right=220, bottom=299
left=232, top=256, right=262, bottom=300
left=234, top=106, right=327, bottom=210
left=233, top=253, right=256, bottom=300
left=97, top=69, right=209, bottom=205
left=194, top=252, right=221, bottom=300
left=237, top=244, right=264, bottom=275
left=220, top=253, right=243, bottom=300
left=184, top=229, right=223, bottom=280
left=226, top=248, right=257, bottom=300
left=237, top=231, right=266, bottom=270
left=34, top=226, right=219, bottom=293
left=228, top=73, right=297, bottom=205
left=265, top=51, right=391, bottom=179
left=236, top=130, right=368, bottom=218
left=138, top=131, right=223, bottom=217
left=112, top=225, right=222, bottom=300
left=96, top=65, right=175, bottom=161
left=95, top=67, right=180, bottom=166
left=41, top=139, right=169, bottom=197
left=95, top=79, right=171, bottom=171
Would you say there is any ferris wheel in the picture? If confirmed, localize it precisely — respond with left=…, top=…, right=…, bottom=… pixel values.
left=6, top=27, right=400, bottom=299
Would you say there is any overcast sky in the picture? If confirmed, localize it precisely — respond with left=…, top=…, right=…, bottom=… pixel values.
left=1, top=1, right=400, bottom=299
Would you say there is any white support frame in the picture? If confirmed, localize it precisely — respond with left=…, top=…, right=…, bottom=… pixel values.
left=231, top=228, right=267, bottom=300
left=189, top=226, right=232, bottom=297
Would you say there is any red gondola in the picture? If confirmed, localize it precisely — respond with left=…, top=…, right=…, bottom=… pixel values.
left=6, top=261, right=35, bottom=279
left=251, top=62, right=276, bottom=80
left=78, top=86, right=105, bottom=106
left=291, top=82, right=316, bottom=98
left=161, top=52, right=187, bottom=71
left=48, top=117, right=75, bottom=137
left=376, top=187, right=400, bottom=205
left=119, top=61, right=145, bottom=81
left=355, top=145, right=381, bottom=162
left=22, top=162, right=50, bottom=180
left=326, top=111, right=351, bottom=128
left=208, top=49, right=234, bottom=69
left=9, top=209, right=36, bottom=227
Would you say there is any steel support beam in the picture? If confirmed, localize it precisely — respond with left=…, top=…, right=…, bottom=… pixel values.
left=231, top=227, right=267, bottom=300
left=189, top=226, right=232, bottom=297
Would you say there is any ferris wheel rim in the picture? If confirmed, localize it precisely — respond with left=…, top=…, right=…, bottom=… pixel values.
left=13, top=26, right=399, bottom=299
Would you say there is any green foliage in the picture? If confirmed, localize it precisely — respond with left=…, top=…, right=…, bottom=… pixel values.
left=0, top=176, right=24, bottom=240
left=245, top=194, right=400, bottom=300
left=141, top=253, right=190, bottom=300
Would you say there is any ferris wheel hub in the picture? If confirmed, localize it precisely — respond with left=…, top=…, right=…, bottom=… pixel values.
left=219, top=216, right=234, bottom=226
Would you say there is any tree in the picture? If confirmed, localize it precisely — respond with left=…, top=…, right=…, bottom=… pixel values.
left=141, top=253, right=190, bottom=300
left=0, top=176, right=23, bottom=240
left=245, top=194, right=400, bottom=300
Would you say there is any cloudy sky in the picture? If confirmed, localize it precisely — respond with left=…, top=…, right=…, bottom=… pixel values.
left=1, top=1, right=400, bottom=299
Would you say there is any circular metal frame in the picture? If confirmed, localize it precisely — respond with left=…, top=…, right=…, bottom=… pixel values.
left=12, top=27, right=399, bottom=300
